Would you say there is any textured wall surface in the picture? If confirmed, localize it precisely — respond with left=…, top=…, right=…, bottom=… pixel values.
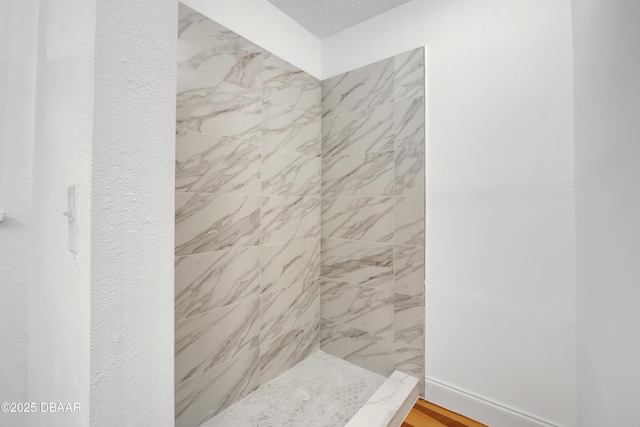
left=0, top=2, right=36, bottom=426
left=319, top=48, right=425, bottom=390
left=174, top=6, right=322, bottom=426
left=27, top=0, right=95, bottom=425
left=89, top=1, right=177, bottom=426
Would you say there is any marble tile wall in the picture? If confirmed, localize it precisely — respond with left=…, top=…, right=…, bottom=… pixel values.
left=175, top=5, right=321, bottom=427
left=320, top=48, right=426, bottom=392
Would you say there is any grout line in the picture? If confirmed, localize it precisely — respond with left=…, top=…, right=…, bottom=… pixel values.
left=178, top=128, right=322, bottom=160
left=318, top=276, right=393, bottom=293
left=175, top=237, right=321, bottom=260
left=175, top=294, right=260, bottom=323
left=258, top=57, right=264, bottom=384
left=393, top=70, right=398, bottom=371
left=320, top=316, right=394, bottom=343
left=320, top=235, right=396, bottom=246
left=176, top=344, right=260, bottom=389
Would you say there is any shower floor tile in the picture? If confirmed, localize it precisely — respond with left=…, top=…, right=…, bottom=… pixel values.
left=200, top=350, right=386, bottom=427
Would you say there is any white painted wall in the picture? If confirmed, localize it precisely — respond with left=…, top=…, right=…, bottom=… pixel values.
left=323, top=1, right=577, bottom=426
left=0, top=2, right=36, bottom=425
left=89, top=1, right=177, bottom=425
left=28, top=0, right=94, bottom=425
left=573, top=0, right=640, bottom=425
left=180, top=0, right=321, bottom=78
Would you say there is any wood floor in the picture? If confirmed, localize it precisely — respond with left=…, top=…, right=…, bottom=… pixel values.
left=402, top=399, right=488, bottom=427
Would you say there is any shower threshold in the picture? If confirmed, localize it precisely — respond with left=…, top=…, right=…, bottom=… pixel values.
left=199, top=351, right=386, bottom=427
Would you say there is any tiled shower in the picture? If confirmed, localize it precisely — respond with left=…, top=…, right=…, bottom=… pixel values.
left=174, top=4, right=425, bottom=427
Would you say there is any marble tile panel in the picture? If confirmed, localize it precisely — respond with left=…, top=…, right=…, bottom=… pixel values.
left=394, top=48, right=424, bottom=101
left=262, top=51, right=321, bottom=113
left=322, top=103, right=394, bottom=157
left=262, top=148, right=321, bottom=197
left=175, top=297, right=259, bottom=385
left=262, top=196, right=321, bottom=244
left=320, top=319, right=394, bottom=377
left=175, top=347, right=259, bottom=427
left=175, top=193, right=260, bottom=256
left=395, top=197, right=425, bottom=246
left=394, top=293, right=425, bottom=348
left=176, top=74, right=262, bottom=144
left=394, top=96, right=425, bottom=149
left=260, top=280, right=320, bottom=343
left=177, top=38, right=262, bottom=93
left=175, top=130, right=260, bottom=194
left=322, top=152, right=394, bottom=197
left=175, top=247, right=260, bottom=320
left=321, top=238, right=393, bottom=290
left=394, top=245, right=425, bottom=296
left=259, top=320, right=320, bottom=385
left=262, top=101, right=321, bottom=157
left=321, top=280, right=393, bottom=338
left=395, top=145, right=425, bottom=196
left=261, top=239, right=320, bottom=294
left=394, top=341, right=424, bottom=381
left=322, top=57, right=394, bottom=116
left=321, top=197, right=393, bottom=243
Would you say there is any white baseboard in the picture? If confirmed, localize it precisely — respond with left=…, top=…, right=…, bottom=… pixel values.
left=424, top=378, right=562, bottom=427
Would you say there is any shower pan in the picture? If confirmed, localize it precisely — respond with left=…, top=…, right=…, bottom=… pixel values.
left=174, top=4, right=425, bottom=426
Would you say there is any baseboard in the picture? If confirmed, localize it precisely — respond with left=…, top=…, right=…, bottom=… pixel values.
left=424, top=377, right=562, bottom=427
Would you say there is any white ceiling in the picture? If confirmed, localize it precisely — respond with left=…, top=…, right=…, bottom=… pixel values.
left=266, top=0, right=413, bottom=39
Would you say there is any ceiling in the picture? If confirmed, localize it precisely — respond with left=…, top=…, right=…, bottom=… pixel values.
left=266, top=0, right=413, bottom=39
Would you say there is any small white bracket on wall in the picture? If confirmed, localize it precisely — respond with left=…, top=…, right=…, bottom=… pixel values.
left=64, top=185, right=78, bottom=254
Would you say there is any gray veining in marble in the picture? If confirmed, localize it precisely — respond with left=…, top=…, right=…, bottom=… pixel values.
left=318, top=48, right=426, bottom=386
left=261, top=239, right=321, bottom=294
left=321, top=238, right=393, bottom=290
left=394, top=293, right=425, bottom=348
left=177, top=36, right=262, bottom=93
left=394, top=341, right=424, bottom=381
left=177, top=72, right=262, bottom=144
left=322, top=103, right=394, bottom=157
left=262, top=148, right=321, bottom=197
left=175, top=193, right=260, bottom=256
left=175, top=348, right=260, bottom=427
left=175, top=247, right=260, bottom=320
left=321, top=319, right=394, bottom=377
left=262, top=196, right=321, bottom=244
left=322, top=152, right=394, bottom=197
left=394, top=48, right=424, bottom=101
left=263, top=51, right=321, bottom=113
left=176, top=130, right=260, bottom=195
left=322, top=197, right=394, bottom=243
left=259, top=320, right=320, bottom=385
left=394, top=96, right=425, bottom=149
left=395, top=196, right=425, bottom=246
left=395, top=145, right=425, bottom=196
left=175, top=297, right=260, bottom=385
left=322, top=58, right=394, bottom=117
left=394, top=245, right=425, bottom=296
left=321, top=279, right=393, bottom=338
left=263, top=101, right=321, bottom=157
left=261, top=279, right=320, bottom=343
left=176, top=17, right=425, bottom=420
